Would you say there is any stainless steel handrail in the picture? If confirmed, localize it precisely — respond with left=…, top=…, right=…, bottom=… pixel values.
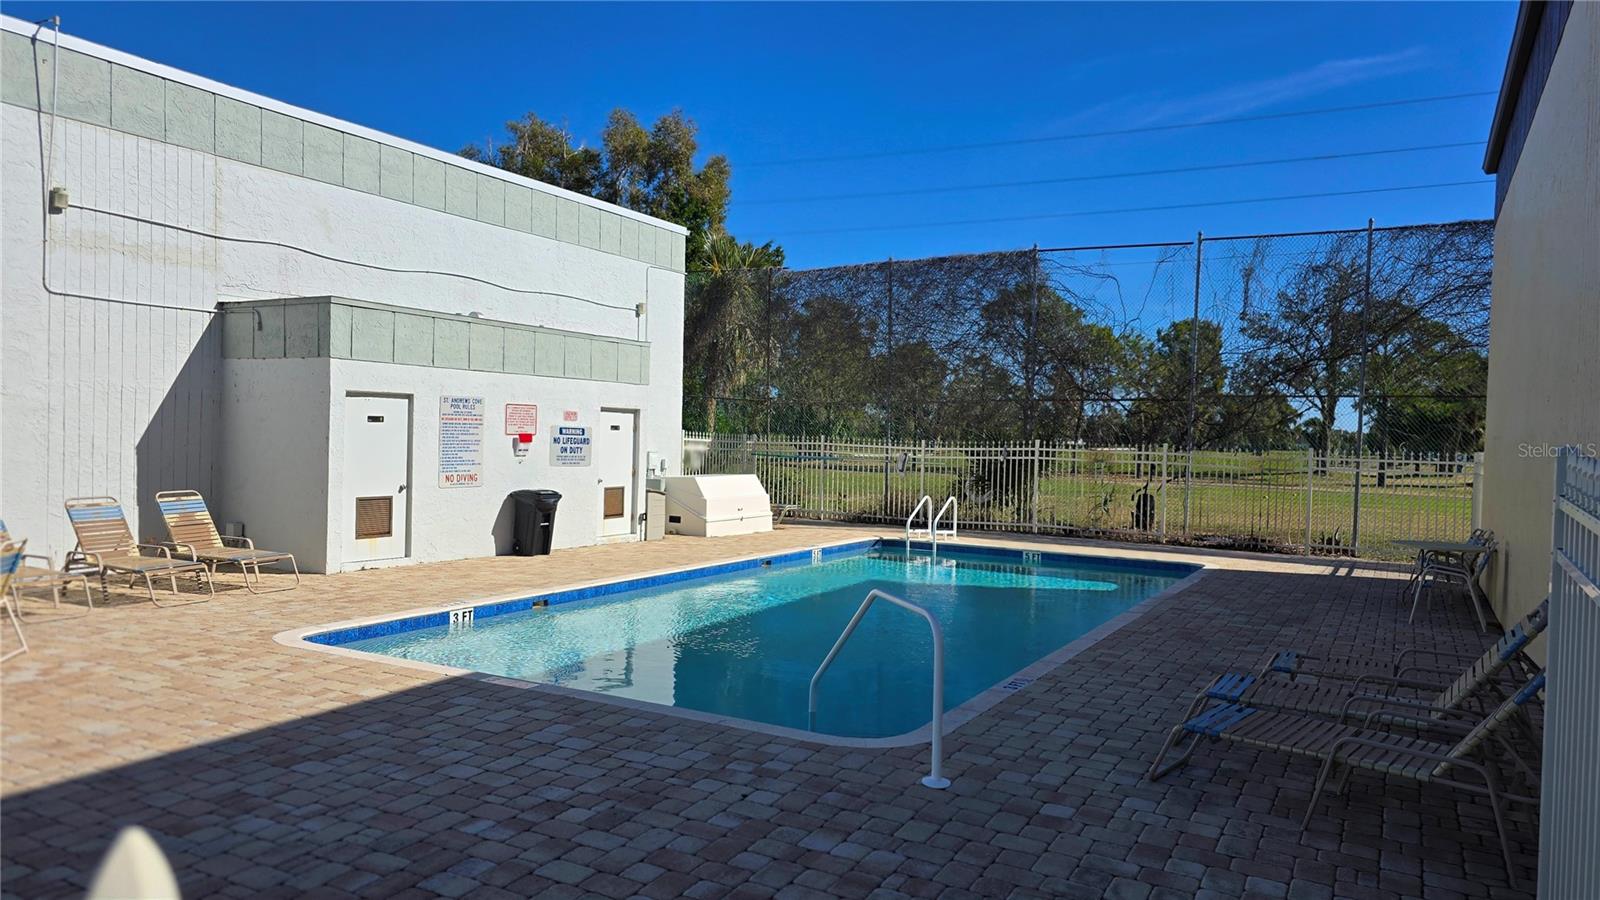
left=932, top=496, right=958, bottom=555
left=808, top=588, right=949, bottom=789
left=905, top=495, right=933, bottom=546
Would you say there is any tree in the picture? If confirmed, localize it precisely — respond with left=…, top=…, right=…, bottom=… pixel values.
left=1214, top=371, right=1300, bottom=451
left=881, top=341, right=948, bottom=441
left=1114, top=318, right=1295, bottom=450
left=467, top=108, right=788, bottom=433
left=770, top=295, right=877, bottom=437
left=935, top=356, right=1025, bottom=440
left=1364, top=317, right=1488, bottom=455
left=1122, top=319, right=1222, bottom=447
left=462, top=108, right=740, bottom=271
left=1235, top=222, right=1492, bottom=455
left=682, top=235, right=785, bottom=432
left=977, top=284, right=1126, bottom=442
left=461, top=116, right=601, bottom=193
left=1034, top=309, right=1126, bottom=443
left=1238, top=238, right=1366, bottom=454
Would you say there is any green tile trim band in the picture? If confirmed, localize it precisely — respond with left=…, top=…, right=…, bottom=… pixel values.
left=220, top=297, right=650, bottom=386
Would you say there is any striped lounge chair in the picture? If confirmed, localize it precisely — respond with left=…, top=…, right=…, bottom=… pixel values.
left=1220, top=598, right=1547, bottom=718
left=1149, top=670, right=1545, bottom=887
left=0, top=518, right=95, bottom=612
left=1256, top=597, right=1546, bottom=691
left=2, top=540, right=27, bottom=662
left=1148, top=660, right=1546, bottom=791
left=64, top=497, right=213, bottom=606
left=1205, top=600, right=1550, bottom=762
left=156, top=491, right=299, bottom=593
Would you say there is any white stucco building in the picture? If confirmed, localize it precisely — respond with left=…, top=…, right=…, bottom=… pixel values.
left=1479, top=5, right=1599, bottom=892
left=0, top=16, right=686, bottom=572
left=1479, top=0, right=1598, bottom=637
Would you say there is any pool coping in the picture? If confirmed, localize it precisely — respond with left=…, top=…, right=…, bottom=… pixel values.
left=274, top=536, right=1211, bottom=749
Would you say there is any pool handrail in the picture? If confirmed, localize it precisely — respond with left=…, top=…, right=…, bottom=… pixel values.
left=905, top=495, right=933, bottom=545
left=932, top=496, right=958, bottom=555
left=808, top=588, right=949, bottom=789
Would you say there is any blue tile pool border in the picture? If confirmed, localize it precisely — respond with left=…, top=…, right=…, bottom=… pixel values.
left=305, top=538, right=878, bottom=646
left=304, top=538, right=1199, bottom=648
left=279, top=537, right=1213, bottom=749
left=900, top=540, right=1201, bottom=577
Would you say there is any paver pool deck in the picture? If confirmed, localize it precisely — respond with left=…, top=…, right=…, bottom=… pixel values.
left=1, top=526, right=1539, bottom=899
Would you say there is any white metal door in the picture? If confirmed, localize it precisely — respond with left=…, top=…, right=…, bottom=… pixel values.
left=598, top=410, right=637, bottom=538
left=343, top=395, right=410, bottom=563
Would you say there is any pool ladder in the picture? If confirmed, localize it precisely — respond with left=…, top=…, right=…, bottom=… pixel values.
left=905, top=495, right=959, bottom=556
left=906, top=495, right=934, bottom=545
left=808, top=588, right=949, bottom=790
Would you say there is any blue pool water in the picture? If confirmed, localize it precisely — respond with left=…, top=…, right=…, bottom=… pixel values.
left=340, top=544, right=1193, bottom=738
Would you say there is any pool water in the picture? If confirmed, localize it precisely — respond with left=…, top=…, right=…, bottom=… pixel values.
left=343, top=546, right=1192, bottom=738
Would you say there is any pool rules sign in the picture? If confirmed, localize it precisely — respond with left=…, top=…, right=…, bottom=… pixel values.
left=438, top=396, right=485, bottom=487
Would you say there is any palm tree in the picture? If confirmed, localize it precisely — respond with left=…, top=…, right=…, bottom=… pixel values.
left=687, top=234, right=783, bottom=432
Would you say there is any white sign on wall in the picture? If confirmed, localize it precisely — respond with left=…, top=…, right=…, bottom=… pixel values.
left=504, top=403, right=538, bottom=435
left=439, top=396, right=485, bottom=487
left=550, top=425, right=592, bottom=467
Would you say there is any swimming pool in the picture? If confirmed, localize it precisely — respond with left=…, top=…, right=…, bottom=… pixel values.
left=301, top=540, right=1200, bottom=740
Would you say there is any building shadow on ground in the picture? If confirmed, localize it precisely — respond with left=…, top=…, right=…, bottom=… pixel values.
left=0, top=566, right=1544, bottom=898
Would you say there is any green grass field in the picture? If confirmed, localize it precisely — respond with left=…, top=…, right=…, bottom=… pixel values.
left=698, top=448, right=1473, bottom=560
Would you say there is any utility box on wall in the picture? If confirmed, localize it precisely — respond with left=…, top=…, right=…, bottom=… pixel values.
left=645, top=489, right=666, bottom=541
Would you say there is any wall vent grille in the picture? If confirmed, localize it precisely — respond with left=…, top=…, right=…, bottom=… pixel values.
left=355, top=496, right=393, bottom=539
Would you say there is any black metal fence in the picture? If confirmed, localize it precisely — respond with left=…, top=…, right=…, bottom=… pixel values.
left=684, top=219, right=1493, bottom=459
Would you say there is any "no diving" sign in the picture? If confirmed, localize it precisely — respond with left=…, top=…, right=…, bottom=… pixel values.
left=438, top=396, right=485, bottom=487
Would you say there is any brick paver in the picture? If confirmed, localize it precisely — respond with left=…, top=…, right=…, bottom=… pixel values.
left=0, top=527, right=1538, bottom=897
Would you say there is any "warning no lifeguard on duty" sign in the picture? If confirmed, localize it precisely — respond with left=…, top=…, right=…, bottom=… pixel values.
left=549, top=425, right=591, bottom=467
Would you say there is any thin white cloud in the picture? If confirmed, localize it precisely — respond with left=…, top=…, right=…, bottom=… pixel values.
left=1125, top=47, right=1432, bottom=126
left=1040, top=47, right=1433, bottom=135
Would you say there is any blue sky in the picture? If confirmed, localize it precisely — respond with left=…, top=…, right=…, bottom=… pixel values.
left=4, top=2, right=1515, bottom=267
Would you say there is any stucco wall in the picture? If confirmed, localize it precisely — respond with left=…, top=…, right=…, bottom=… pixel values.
left=1, top=107, right=225, bottom=556
left=1, top=24, right=684, bottom=563
left=1481, top=0, right=1600, bottom=652
left=323, top=359, right=677, bottom=570
left=218, top=357, right=333, bottom=572
left=0, top=22, right=687, bottom=274
left=220, top=353, right=676, bottom=573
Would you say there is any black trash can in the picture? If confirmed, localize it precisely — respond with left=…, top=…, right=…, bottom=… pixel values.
left=510, top=489, right=562, bottom=556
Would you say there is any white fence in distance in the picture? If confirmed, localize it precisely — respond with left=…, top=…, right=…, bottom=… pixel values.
left=682, top=432, right=1482, bottom=559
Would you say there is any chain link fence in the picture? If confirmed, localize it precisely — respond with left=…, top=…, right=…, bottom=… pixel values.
left=682, top=220, right=1492, bottom=558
